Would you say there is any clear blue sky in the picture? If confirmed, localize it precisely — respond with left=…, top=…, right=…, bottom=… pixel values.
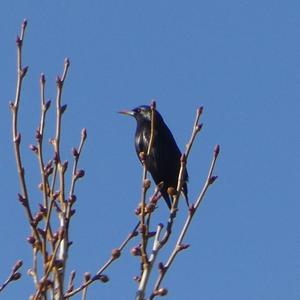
left=0, top=1, right=299, bottom=299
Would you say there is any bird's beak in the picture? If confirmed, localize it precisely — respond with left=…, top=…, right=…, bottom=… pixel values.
left=118, top=110, right=135, bottom=117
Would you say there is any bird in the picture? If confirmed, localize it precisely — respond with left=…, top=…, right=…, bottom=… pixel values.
left=119, top=105, right=188, bottom=208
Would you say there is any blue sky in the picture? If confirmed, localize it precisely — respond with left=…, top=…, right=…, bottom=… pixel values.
left=0, top=1, right=299, bottom=299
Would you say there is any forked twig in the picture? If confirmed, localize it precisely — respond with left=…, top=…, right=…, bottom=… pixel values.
left=0, top=260, right=22, bottom=293
left=149, top=145, right=220, bottom=299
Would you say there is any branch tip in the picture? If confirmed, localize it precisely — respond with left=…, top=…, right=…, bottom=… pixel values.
left=214, top=144, right=220, bottom=157
left=64, top=57, right=70, bottom=67
left=12, top=260, right=23, bottom=272
left=150, top=100, right=156, bottom=109
left=81, top=128, right=87, bottom=140
left=197, top=106, right=204, bottom=115
left=22, top=19, right=27, bottom=29
left=40, top=73, right=45, bottom=84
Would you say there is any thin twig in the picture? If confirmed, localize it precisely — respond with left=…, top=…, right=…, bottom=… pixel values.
left=33, top=228, right=64, bottom=300
left=161, top=107, right=203, bottom=246
left=10, top=19, right=43, bottom=253
left=136, top=101, right=156, bottom=300
left=136, top=106, right=202, bottom=300
left=34, top=73, right=52, bottom=274
left=0, top=260, right=22, bottom=292
left=149, top=145, right=220, bottom=299
left=51, top=58, right=70, bottom=300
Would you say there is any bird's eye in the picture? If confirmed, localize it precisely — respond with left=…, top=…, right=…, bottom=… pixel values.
left=137, top=108, right=141, bottom=113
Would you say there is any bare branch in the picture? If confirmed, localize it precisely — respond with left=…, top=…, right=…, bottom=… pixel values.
left=149, top=144, right=220, bottom=299
left=0, top=260, right=23, bottom=293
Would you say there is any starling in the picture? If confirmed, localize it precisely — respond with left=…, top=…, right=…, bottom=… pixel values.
left=119, top=105, right=188, bottom=208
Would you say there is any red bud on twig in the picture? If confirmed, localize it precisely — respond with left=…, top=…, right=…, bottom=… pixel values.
left=208, top=176, right=218, bottom=185
left=40, top=73, right=45, bottom=84
left=29, top=144, right=38, bottom=153
left=27, top=236, right=36, bottom=245
left=9, top=101, right=15, bottom=110
left=18, top=193, right=26, bottom=206
left=158, top=262, right=165, bottom=273
left=60, top=104, right=67, bottom=114
left=111, top=248, right=121, bottom=259
left=135, top=206, right=141, bottom=215
left=16, top=36, right=22, bottom=47
left=155, top=288, right=168, bottom=296
left=45, top=100, right=51, bottom=111
left=214, top=144, right=220, bottom=158
left=11, top=272, right=21, bottom=281
left=131, top=246, right=141, bottom=256
left=178, top=243, right=190, bottom=252
left=84, top=272, right=91, bottom=282
left=147, top=231, right=156, bottom=238
left=75, top=169, right=85, bottom=179
left=143, top=179, right=151, bottom=189
left=35, top=130, right=42, bottom=141
left=12, top=260, right=23, bottom=272
left=195, top=123, right=203, bottom=132
left=68, top=195, right=77, bottom=204
left=98, top=274, right=109, bottom=283
left=62, top=161, right=68, bottom=173
left=21, top=66, right=29, bottom=78
left=72, top=147, right=79, bottom=158
left=34, top=211, right=44, bottom=224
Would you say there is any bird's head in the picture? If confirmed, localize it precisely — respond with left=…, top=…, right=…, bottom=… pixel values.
left=119, top=105, right=154, bottom=123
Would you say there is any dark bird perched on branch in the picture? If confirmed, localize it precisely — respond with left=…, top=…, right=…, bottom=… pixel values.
left=119, top=105, right=188, bottom=208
